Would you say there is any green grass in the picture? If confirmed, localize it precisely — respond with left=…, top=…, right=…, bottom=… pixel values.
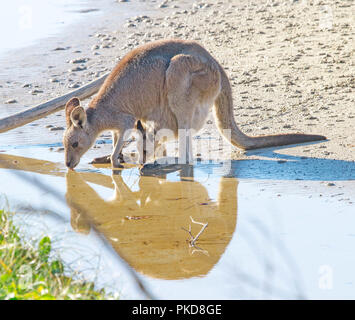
left=0, top=209, right=115, bottom=300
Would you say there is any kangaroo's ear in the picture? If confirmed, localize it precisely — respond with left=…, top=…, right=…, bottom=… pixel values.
left=70, top=106, right=87, bottom=129
left=65, top=97, right=81, bottom=126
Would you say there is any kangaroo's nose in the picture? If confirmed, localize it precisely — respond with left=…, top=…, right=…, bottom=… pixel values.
left=66, top=160, right=71, bottom=168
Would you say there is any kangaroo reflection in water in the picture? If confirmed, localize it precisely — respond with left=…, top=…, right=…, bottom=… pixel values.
left=66, top=167, right=238, bottom=280
left=0, top=153, right=238, bottom=280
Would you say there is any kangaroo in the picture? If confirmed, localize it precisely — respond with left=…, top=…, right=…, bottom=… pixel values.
left=63, top=39, right=326, bottom=169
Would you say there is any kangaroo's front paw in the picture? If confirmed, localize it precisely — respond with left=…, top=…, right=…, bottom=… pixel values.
left=141, top=161, right=159, bottom=170
left=91, top=153, right=126, bottom=165
left=90, top=155, right=111, bottom=164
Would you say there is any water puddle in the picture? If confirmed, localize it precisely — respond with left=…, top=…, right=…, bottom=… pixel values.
left=0, top=147, right=354, bottom=299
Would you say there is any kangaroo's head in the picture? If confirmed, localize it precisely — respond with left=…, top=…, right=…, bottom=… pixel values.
left=63, top=97, right=94, bottom=169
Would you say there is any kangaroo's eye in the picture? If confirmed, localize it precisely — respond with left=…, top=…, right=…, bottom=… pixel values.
left=72, top=142, right=78, bottom=148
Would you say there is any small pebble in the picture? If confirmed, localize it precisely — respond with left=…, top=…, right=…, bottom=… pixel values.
left=50, top=126, right=64, bottom=131
left=69, top=58, right=89, bottom=64
left=4, top=99, right=17, bottom=104
left=68, top=83, right=80, bottom=89
left=68, top=66, right=87, bottom=72
left=29, top=89, right=43, bottom=95
left=159, top=1, right=168, bottom=8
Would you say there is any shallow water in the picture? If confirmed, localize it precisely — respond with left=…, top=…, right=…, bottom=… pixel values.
left=0, top=0, right=103, bottom=56
left=0, top=146, right=354, bottom=299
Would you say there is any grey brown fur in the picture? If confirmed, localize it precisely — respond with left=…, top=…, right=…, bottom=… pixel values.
left=63, top=39, right=326, bottom=169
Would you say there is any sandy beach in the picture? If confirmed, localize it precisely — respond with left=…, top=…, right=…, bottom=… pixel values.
left=0, top=0, right=354, bottom=162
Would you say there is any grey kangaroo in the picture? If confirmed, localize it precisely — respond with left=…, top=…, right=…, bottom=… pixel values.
left=63, top=39, right=326, bottom=169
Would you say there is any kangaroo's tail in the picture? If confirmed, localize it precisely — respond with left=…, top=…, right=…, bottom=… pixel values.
left=213, top=68, right=326, bottom=150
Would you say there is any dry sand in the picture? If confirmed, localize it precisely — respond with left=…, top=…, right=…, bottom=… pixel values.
left=0, top=0, right=354, bottom=164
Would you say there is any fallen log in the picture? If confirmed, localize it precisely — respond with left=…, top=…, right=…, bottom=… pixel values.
left=0, top=73, right=109, bottom=134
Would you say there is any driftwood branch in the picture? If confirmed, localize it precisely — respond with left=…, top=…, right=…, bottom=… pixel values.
left=182, top=216, right=208, bottom=249
left=189, top=217, right=208, bottom=247
left=0, top=73, right=109, bottom=134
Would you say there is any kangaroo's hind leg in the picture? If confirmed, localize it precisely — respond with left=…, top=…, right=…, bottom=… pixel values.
left=165, top=54, right=221, bottom=165
left=141, top=54, right=220, bottom=174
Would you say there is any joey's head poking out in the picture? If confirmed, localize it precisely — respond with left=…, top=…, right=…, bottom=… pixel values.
left=63, top=97, right=94, bottom=169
